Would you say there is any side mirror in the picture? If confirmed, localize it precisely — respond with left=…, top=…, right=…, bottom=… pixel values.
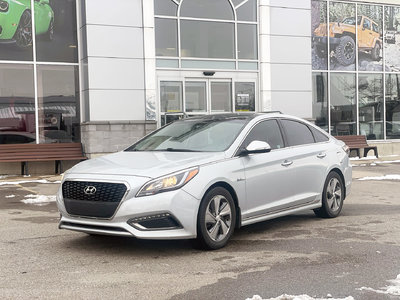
left=240, top=140, right=271, bottom=156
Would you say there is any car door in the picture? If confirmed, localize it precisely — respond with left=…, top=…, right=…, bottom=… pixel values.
left=239, top=119, right=297, bottom=220
left=279, top=119, right=330, bottom=205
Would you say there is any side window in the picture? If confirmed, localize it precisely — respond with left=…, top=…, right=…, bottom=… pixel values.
left=281, top=119, right=315, bottom=146
left=309, top=126, right=329, bottom=143
left=363, top=18, right=371, bottom=30
left=242, top=120, right=284, bottom=150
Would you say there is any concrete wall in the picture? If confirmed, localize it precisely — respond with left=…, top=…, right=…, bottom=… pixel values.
left=259, top=0, right=312, bottom=118
left=79, top=0, right=156, bottom=156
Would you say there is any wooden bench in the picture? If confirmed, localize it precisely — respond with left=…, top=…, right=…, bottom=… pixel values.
left=334, top=135, right=378, bottom=158
left=0, top=143, right=87, bottom=175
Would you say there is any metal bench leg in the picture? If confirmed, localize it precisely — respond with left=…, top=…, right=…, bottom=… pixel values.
left=21, top=162, right=28, bottom=176
left=55, top=160, right=63, bottom=174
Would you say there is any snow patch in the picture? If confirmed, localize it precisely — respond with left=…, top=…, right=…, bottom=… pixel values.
left=358, top=174, right=400, bottom=181
left=358, top=274, right=400, bottom=296
left=21, top=194, right=56, bottom=206
left=376, top=159, right=400, bottom=164
left=5, top=195, right=16, bottom=198
left=246, top=295, right=354, bottom=300
left=350, top=156, right=377, bottom=161
left=0, top=179, right=61, bottom=186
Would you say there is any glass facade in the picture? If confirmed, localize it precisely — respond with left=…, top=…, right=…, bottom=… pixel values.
left=312, top=0, right=400, bottom=140
left=0, top=0, right=79, bottom=144
left=154, top=0, right=258, bottom=70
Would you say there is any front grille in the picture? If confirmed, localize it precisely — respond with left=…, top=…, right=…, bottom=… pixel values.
left=62, top=181, right=128, bottom=218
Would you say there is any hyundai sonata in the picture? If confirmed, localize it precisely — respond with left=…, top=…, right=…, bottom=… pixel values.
left=57, top=113, right=352, bottom=249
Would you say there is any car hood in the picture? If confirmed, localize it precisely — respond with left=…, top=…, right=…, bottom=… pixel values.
left=67, top=151, right=227, bottom=178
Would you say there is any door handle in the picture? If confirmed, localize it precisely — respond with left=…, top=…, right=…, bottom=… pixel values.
left=317, top=153, right=326, bottom=159
left=281, top=160, right=293, bottom=167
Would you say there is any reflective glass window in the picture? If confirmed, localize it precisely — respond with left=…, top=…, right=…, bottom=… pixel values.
left=0, top=64, right=35, bottom=144
left=155, top=18, right=178, bottom=57
left=180, top=0, right=234, bottom=20
left=35, top=0, right=78, bottom=63
left=235, top=82, right=255, bottom=112
left=211, top=82, right=232, bottom=112
left=281, top=119, right=315, bottom=146
left=37, top=65, right=80, bottom=143
left=329, top=2, right=356, bottom=71
left=311, top=0, right=328, bottom=70
left=357, top=5, right=382, bottom=71
left=160, top=81, right=183, bottom=112
left=237, top=24, right=257, bottom=59
left=236, top=0, right=257, bottom=22
left=154, top=0, right=177, bottom=16
left=358, top=74, right=383, bottom=140
left=386, top=74, right=400, bottom=139
left=330, top=73, right=357, bottom=136
left=384, top=6, right=400, bottom=72
left=0, top=1, right=33, bottom=61
left=181, top=20, right=234, bottom=59
left=185, top=82, right=207, bottom=112
left=312, top=72, right=328, bottom=132
left=243, top=120, right=284, bottom=150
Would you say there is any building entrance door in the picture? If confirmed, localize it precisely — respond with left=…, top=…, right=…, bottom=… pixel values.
left=159, top=77, right=257, bottom=125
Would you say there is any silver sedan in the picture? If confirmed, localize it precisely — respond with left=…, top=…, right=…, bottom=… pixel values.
left=57, top=113, right=352, bottom=249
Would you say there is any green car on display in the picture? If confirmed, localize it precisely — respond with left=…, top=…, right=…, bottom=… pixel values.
left=0, top=0, right=54, bottom=47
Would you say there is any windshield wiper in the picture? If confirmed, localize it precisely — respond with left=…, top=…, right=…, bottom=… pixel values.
left=156, top=148, right=201, bottom=152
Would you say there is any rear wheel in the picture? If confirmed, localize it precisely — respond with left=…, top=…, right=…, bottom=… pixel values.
left=314, top=172, right=344, bottom=218
left=371, top=43, right=380, bottom=61
left=195, top=187, right=236, bottom=250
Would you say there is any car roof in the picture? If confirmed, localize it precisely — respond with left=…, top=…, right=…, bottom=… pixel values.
left=182, top=112, right=284, bottom=122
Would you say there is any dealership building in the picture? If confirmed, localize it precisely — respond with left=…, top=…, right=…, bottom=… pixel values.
left=1, top=0, right=400, bottom=173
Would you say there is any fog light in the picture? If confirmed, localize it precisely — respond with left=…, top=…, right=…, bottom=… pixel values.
left=128, top=213, right=182, bottom=231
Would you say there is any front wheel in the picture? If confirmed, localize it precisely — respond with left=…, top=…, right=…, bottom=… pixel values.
left=314, top=172, right=344, bottom=218
left=196, top=187, right=236, bottom=250
left=45, top=19, right=54, bottom=41
left=335, top=36, right=356, bottom=66
left=14, top=10, right=33, bottom=48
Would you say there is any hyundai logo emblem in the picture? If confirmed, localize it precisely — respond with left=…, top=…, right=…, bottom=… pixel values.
left=84, top=186, right=97, bottom=195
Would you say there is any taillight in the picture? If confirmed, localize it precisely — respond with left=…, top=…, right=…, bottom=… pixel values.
left=342, top=145, right=350, bottom=156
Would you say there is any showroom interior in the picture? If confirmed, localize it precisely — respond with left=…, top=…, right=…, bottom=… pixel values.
left=0, top=0, right=399, bottom=173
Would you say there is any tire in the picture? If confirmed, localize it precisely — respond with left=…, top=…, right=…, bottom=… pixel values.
left=335, top=36, right=356, bottom=66
left=195, top=187, right=236, bottom=250
left=14, top=10, right=33, bottom=48
left=314, top=171, right=344, bottom=218
left=371, top=43, right=380, bottom=61
left=45, top=19, right=54, bottom=41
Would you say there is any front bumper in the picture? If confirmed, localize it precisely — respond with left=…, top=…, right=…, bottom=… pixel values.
left=313, top=36, right=341, bottom=47
left=57, top=177, right=201, bottom=240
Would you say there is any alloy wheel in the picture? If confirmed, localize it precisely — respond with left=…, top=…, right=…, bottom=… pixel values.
left=326, top=177, right=342, bottom=212
left=205, top=195, right=232, bottom=242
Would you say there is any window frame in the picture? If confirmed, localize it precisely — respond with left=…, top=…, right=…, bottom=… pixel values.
left=154, top=0, right=259, bottom=71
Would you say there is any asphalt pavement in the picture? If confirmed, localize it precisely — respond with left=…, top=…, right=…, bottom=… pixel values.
left=0, top=157, right=399, bottom=300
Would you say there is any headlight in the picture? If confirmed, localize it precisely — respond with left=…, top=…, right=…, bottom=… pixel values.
left=0, top=1, right=9, bottom=12
left=136, top=167, right=199, bottom=197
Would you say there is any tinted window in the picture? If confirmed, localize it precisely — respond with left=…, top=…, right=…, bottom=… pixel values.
left=281, top=119, right=314, bottom=146
left=243, top=120, right=284, bottom=150
left=309, top=126, right=329, bottom=142
left=363, top=18, right=371, bottom=30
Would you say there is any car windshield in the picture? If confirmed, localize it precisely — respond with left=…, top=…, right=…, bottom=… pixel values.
left=341, top=16, right=362, bottom=25
left=126, top=117, right=248, bottom=152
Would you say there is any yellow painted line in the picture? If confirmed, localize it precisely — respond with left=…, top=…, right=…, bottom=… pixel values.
left=15, top=184, right=38, bottom=195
